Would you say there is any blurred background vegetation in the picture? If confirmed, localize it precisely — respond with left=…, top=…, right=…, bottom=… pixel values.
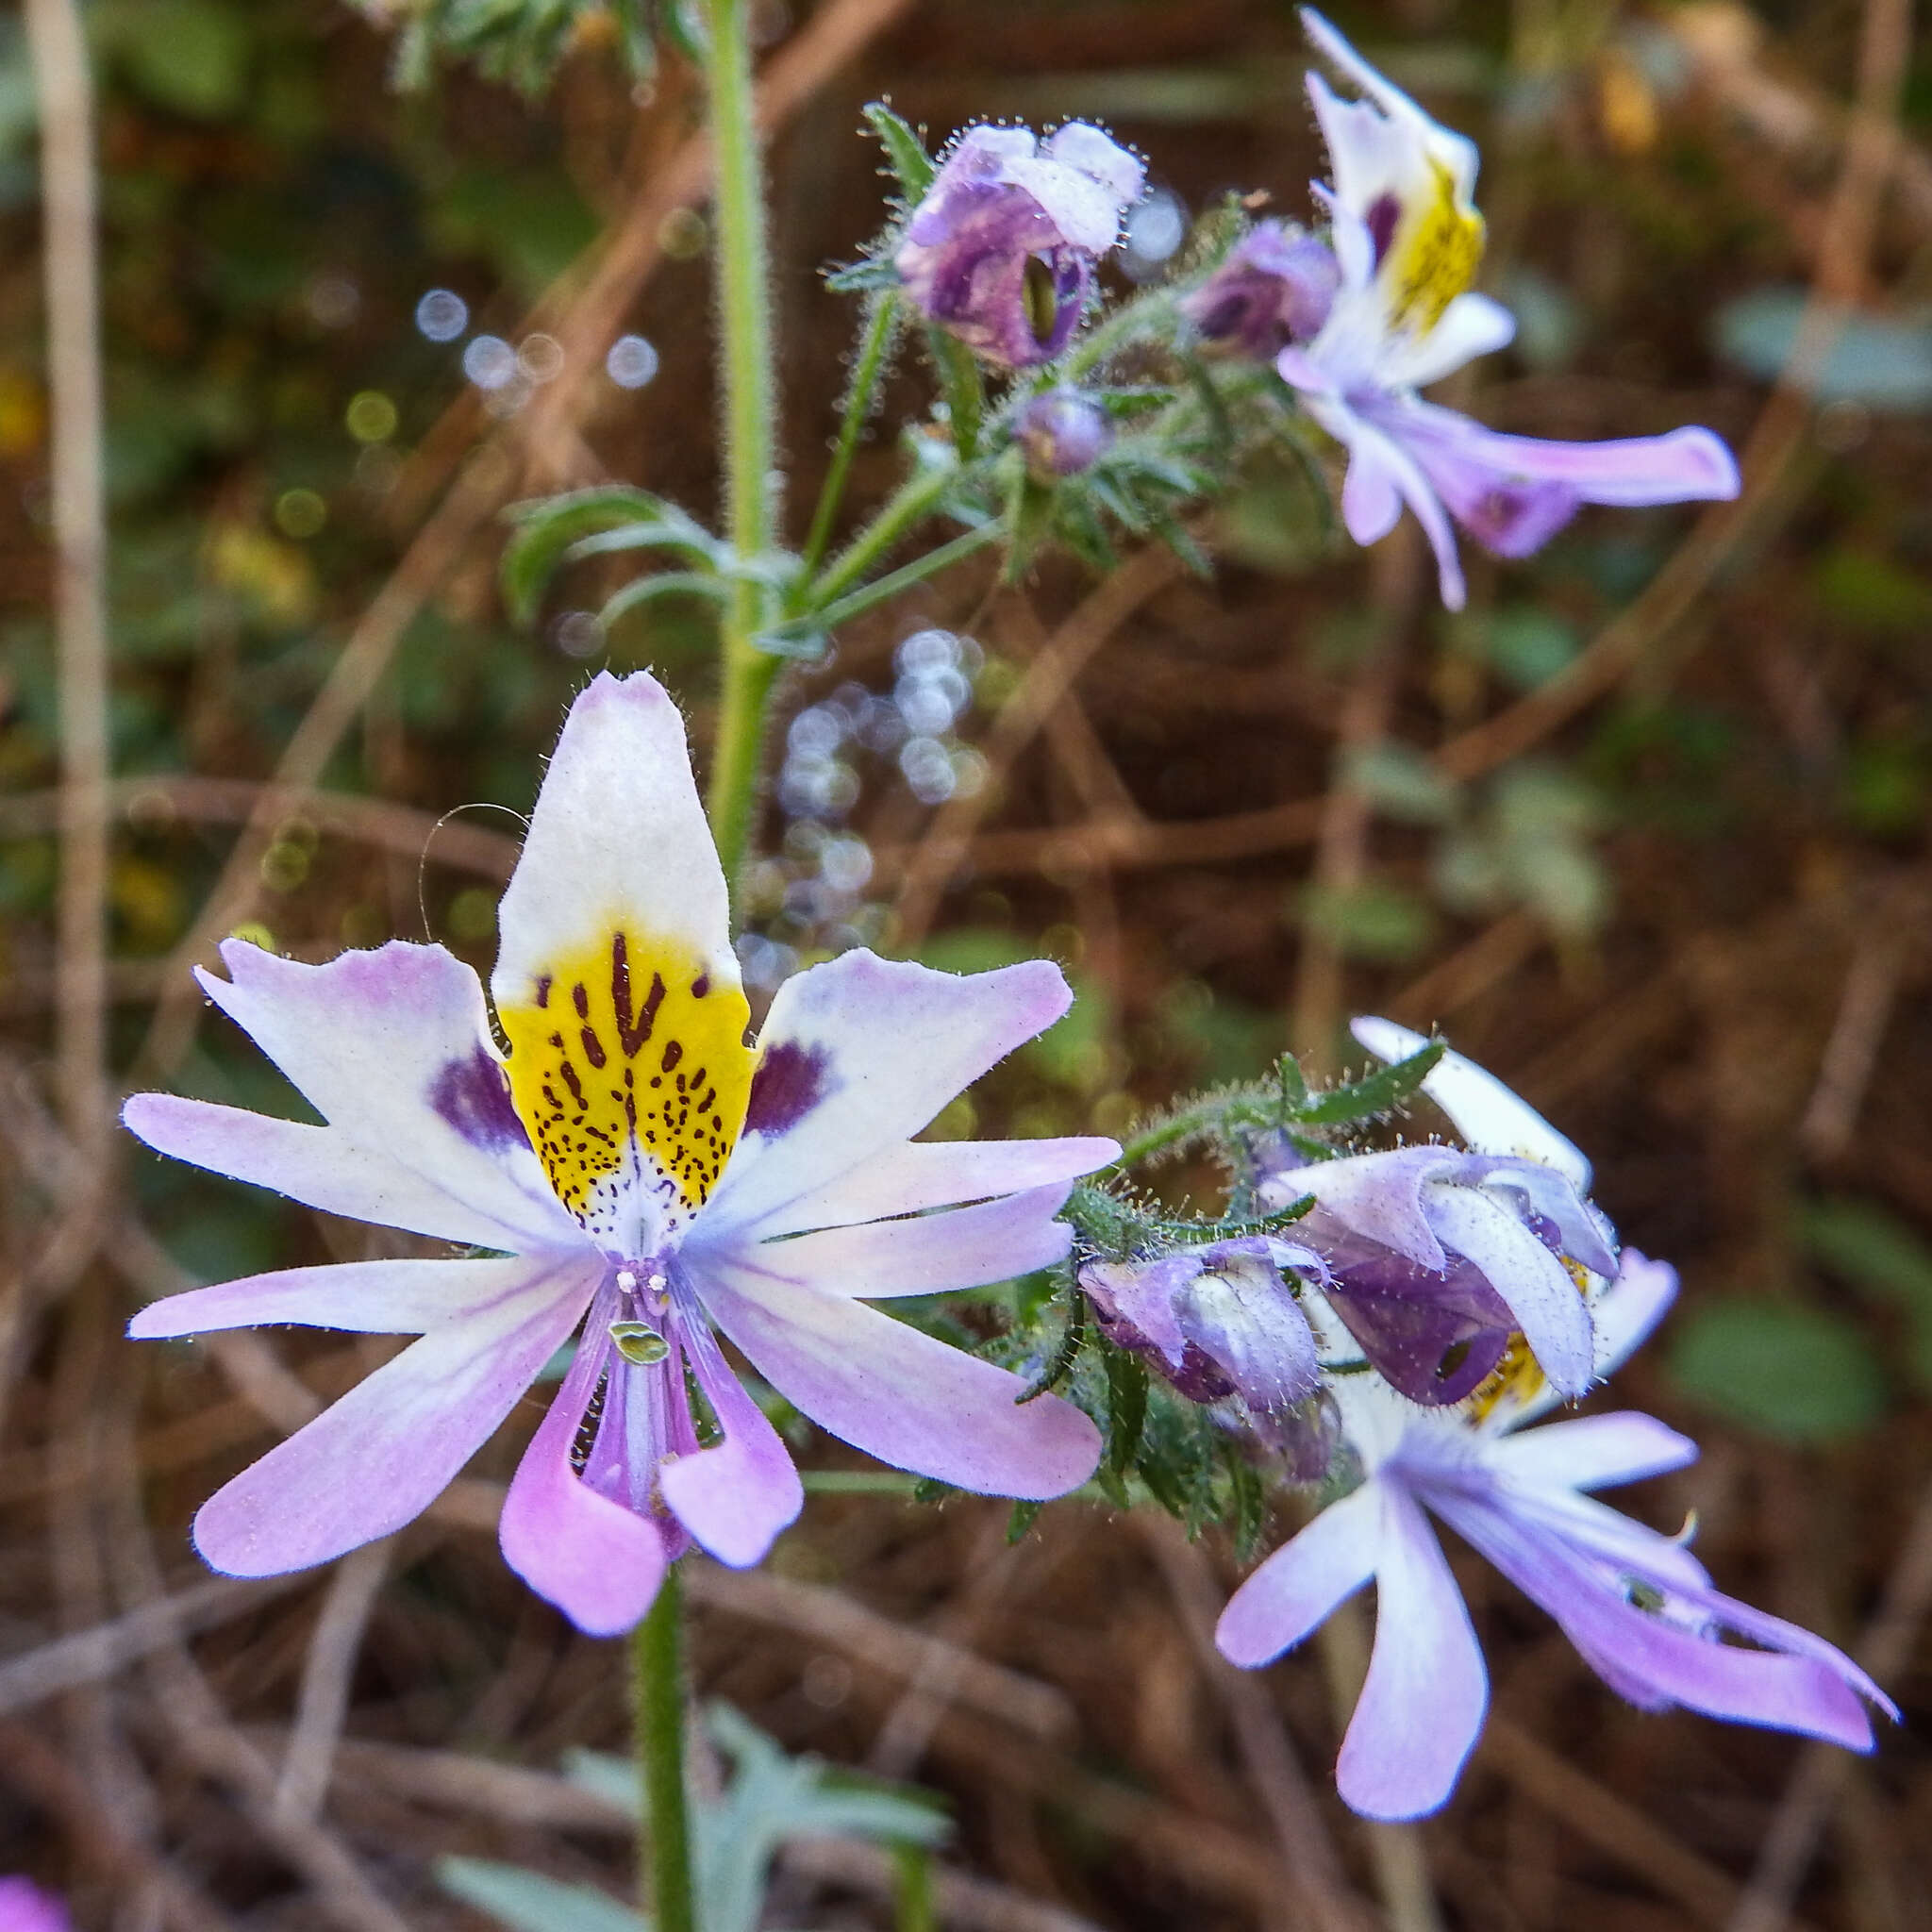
left=3, top=0, right=1932, bottom=1926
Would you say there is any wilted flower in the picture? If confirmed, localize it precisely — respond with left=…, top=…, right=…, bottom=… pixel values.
left=125, top=673, right=1109, bottom=1635
left=1179, top=220, right=1341, bottom=359
left=1281, top=10, right=1739, bottom=607
left=1217, top=1253, right=1894, bottom=1819
left=1257, top=1016, right=1613, bottom=1407
left=0, top=1880, right=68, bottom=1932
left=895, top=123, right=1144, bottom=368
left=1016, top=388, right=1115, bottom=477
left=1079, top=1235, right=1324, bottom=1412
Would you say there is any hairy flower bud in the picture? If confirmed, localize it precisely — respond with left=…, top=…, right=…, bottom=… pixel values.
left=1079, top=1236, right=1324, bottom=1415
left=1180, top=222, right=1341, bottom=358
left=894, top=123, right=1144, bottom=369
left=1017, top=389, right=1114, bottom=478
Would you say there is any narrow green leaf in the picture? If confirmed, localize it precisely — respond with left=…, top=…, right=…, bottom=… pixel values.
left=861, top=101, right=936, bottom=202
left=435, top=1859, right=645, bottom=1932
left=1292, top=1041, right=1445, bottom=1125
left=500, top=486, right=717, bottom=625
left=1007, top=1498, right=1043, bottom=1543
left=1105, top=1347, right=1148, bottom=1479
left=825, top=257, right=902, bottom=294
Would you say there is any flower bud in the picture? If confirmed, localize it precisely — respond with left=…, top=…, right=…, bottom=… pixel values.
left=1079, top=1236, right=1324, bottom=1415
left=1017, top=389, right=1114, bottom=478
left=1179, top=221, right=1341, bottom=359
left=894, top=123, right=1144, bottom=369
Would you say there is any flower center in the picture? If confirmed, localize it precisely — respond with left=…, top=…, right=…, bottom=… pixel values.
left=1382, top=157, right=1483, bottom=335
left=497, top=924, right=755, bottom=1243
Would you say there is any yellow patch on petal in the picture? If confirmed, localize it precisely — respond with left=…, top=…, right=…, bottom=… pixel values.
left=1468, top=1257, right=1595, bottom=1423
left=498, top=926, right=753, bottom=1224
left=1384, top=158, right=1484, bottom=335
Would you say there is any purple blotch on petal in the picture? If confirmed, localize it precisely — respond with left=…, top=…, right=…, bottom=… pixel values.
left=429, top=1046, right=531, bottom=1156
left=1364, top=193, right=1400, bottom=268
left=745, top=1041, right=834, bottom=1136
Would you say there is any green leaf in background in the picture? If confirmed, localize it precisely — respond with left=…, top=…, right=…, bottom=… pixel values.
left=1668, top=1299, right=1887, bottom=1443
left=1454, top=606, right=1582, bottom=692
left=1342, top=739, right=1459, bottom=824
left=1296, top=878, right=1438, bottom=963
left=1713, top=287, right=1932, bottom=412
left=97, top=0, right=253, bottom=121
left=436, top=1858, right=645, bottom=1932
left=1800, top=1198, right=1932, bottom=1393
left=500, top=488, right=720, bottom=625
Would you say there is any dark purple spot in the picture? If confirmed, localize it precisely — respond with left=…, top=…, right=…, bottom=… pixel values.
left=573, top=982, right=590, bottom=1019
left=534, top=974, right=552, bottom=1009
left=745, top=1041, right=833, bottom=1135
left=559, top=1061, right=586, bottom=1108
left=430, top=1048, right=530, bottom=1155
left=691, top=974, right=710, bottom=999
left=611, top=934, right=666, bottom=1057
left=1364, top=193, right=1400, bottom=269
left=579, top=1026, right=608, bottom=1070
left=661, top=1040, right=683, bottom=1073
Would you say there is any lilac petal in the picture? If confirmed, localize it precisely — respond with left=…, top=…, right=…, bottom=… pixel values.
left=1341, top=435, right=1404, bottom=545
left=1287, top=1147, right=1451, bottom=1268
left=1424, top=1185, right=1593, bottom=1397
left=1488, top=1411, right=1696, bottom=1493
left=1349, top=1016, right=1592, bottom=1191
left=1477, top=1161, right=1617, bottom=1277
left=1215, top=1485, right=1380, bottom=1667
left=1412, top=409, right=1741, bottom=506
left=1180, top=1250, right=1321, bottom=1411
left=491, top=671, right=738, bottom=1019
left=1079, top=1255, right=1197, bottom=1368
left=1320, top=1264, right=1512, bottom=1407
left=128, top=1254, right=575, bottom=1340
left=1338, top=1486, right=1488, bottom=1820
left=500, top=1321, right=668, bottom=1636
left=759, top=1136, right=1116, bottom=1239
left=122, top=1096, right=553, bottom=1254
left=698, top=951, right=1073, bottom=1241
left=0, top=1879, right=68, bottom=1932
left=180, top=942, right=575, bottom=1250
left=194, top=1258, right=590, bottom=1577
left=737, top=1186, right=1074, bottom=1301
left=1592, top=1250, right=1678, bottom=1378
left=658, top=1318, right=803, bottom=1568
left=1445, top=1499, right=1878, bottom=1749
left=697, top=1261, right=1101, bottom=1499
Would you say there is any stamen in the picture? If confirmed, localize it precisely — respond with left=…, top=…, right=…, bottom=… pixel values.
left=616, top=1268, right=639, bottom=1295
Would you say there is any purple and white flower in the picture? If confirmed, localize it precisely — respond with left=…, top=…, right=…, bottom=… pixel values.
left=1217, top=1253, right=1894, bottom=1819
left=895, top=123, right=1144, bottom=368
left=1079, top=1235, right=1325, bottom=1413
left=125, top=672, right=1110, bottom=1635
left=1257, top=1018, right=1613, bottom=1407
left=1281, top=10, right=1740, bottom=608
left=1179, top=220, right=1341, bottom=361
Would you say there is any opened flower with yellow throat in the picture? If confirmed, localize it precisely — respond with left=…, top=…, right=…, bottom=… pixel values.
left=125, top=673, right=1109, bottom=1634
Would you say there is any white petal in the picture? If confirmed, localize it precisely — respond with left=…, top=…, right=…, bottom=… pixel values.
left=697, top=950, right=1073, bottom=1242
left=181, top=941, right=578, bottom=1251
left=1379, top=291, right=1515, bottom=389
left=1351, top=1016, right=1591, bottom=1191
left=1488, top=1410, right=1697, bottom=1492
left=492, top=672, right=737, bottom=1011
left=1591, top=1249, right=1678, bottom=1378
